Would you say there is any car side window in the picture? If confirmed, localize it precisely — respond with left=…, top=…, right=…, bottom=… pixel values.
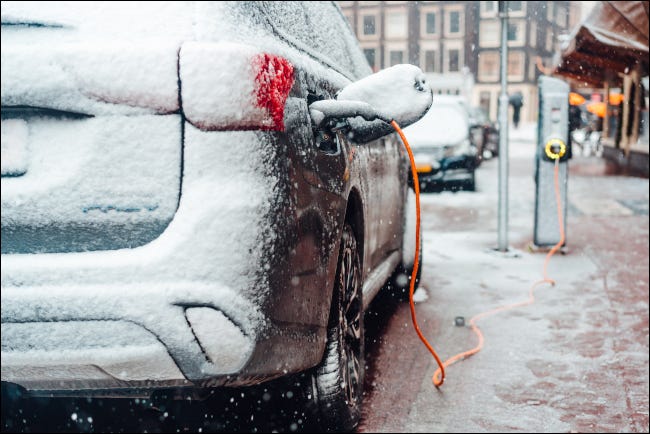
left=258, top=2, right=369, bottom=80
left=301, top=2, right=371, bottom=79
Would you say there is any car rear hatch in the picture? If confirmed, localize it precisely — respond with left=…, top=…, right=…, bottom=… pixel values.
left=0, top=2, right=193, bottom=253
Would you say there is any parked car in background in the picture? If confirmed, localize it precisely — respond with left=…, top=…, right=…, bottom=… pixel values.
left=0, top=2, right=432, bottom=431
left=405, top=94, right=479, bottom=191
left=468, top=106, right=500, bottom=161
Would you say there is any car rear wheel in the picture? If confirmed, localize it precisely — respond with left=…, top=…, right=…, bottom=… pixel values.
left=312, top=223, right=364, bottom=432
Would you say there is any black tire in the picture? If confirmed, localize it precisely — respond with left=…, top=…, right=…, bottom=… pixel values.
left=312, top=223, right=364, bottom=432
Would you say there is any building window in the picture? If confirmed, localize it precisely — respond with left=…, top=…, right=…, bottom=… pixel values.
left=389, top=50, right=404, bottom=66
left=386, top=11, right=407, bottom=39
left=481, top=1, right=497, bottom=16
left=363, top=15, right=376, bottom=35
left=507, top=21, right=525, bottom=45
left=478, top=51, right=499, bottom=81
left=507, top=51, right=525, bottom=80
left=424, top=50, right=436, bottom=72
left=444, top=7, right=464, bottom=37
left=507, top=23, right=518, bottom=41
left=425, top=12, right=436, bottom=34
left=509, top=1, right=523, bottom=13
left=479, top=20, right=500, bottom=47
left=449, top=11, right=460, bottom=33
left=363, top=48, right=377, bottom=70
left=420, top=7, right=440, bottom=38
left=448, top=49, right=460, bottom=72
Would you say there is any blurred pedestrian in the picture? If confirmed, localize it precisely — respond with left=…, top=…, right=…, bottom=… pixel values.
left=569, top=104, right=583, bottom=133
left=509, top=91, right=523, bottom=129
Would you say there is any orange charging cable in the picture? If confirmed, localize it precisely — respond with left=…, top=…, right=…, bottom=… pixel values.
left=392, top=118, right=565, bottom=388
left=391, top=120, right=447, bottom=387
left=430, top=158, right=566, bottom=386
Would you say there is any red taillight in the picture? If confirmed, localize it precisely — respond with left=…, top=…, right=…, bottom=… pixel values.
left=253, top=53, right=294, bottom=130
left=180, top=43, right=294, bottom=131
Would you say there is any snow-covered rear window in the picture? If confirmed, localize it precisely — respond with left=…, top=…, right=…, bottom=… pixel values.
left=1, top=1, right=194, bottom=41
left=256, top=1, right=372, bottom=80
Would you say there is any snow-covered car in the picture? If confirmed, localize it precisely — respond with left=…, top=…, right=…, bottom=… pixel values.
left=405, top=94, right=479, bottom=191
left=0, top=1, right=431, bottom=431
left=468, top=105, right=499, bottom=161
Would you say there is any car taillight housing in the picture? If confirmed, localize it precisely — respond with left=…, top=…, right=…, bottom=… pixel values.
left=179, top=42, right=294, bottom=131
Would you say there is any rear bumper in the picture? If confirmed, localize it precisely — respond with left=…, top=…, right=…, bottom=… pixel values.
left=1, top=281, right=261, bottom=394
left=441, top=154, right=477, bottom=172
left=418, top=154, right=476, bottom=184
left=2, top=320, right=188, bottom=394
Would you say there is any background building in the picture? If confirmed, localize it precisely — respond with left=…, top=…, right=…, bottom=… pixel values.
left=339, top=1, right=578, bottom=122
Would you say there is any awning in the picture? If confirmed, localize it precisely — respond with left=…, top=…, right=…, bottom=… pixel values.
left=569, top=92, right=586, bottom=105
left=554, top=1, right=649, bottom=86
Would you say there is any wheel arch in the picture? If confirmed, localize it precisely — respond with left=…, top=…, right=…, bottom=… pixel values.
left=344, top=187, right=365, bottom=270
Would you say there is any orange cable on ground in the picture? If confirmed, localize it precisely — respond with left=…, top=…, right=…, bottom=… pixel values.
left=431, top=158, right=565, bottom=386
left=391, top=120, right=447, bottom=387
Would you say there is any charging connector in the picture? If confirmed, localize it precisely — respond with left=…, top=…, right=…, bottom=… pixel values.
left=544, top=138, right=567, bottom=161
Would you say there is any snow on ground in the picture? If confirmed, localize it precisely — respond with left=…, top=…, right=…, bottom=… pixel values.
left=412, top=287, right=429, bottom=303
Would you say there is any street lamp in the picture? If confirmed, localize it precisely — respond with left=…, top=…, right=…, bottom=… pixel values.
left=497, top=1, right=509, bottom=252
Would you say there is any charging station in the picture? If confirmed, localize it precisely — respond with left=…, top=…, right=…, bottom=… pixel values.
left=534, top=76, right=570, bottom=247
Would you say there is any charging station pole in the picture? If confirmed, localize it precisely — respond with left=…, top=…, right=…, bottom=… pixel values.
left=534, top=76, right=569, bottom=247
left=497, top=1, right=509, bottom=251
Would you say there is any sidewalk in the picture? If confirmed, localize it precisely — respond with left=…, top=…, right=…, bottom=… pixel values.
left=364, top=122, right=649, bottom=433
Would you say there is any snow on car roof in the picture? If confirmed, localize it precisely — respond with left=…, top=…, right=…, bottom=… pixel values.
left=403, top=95, right=470, bottom=147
